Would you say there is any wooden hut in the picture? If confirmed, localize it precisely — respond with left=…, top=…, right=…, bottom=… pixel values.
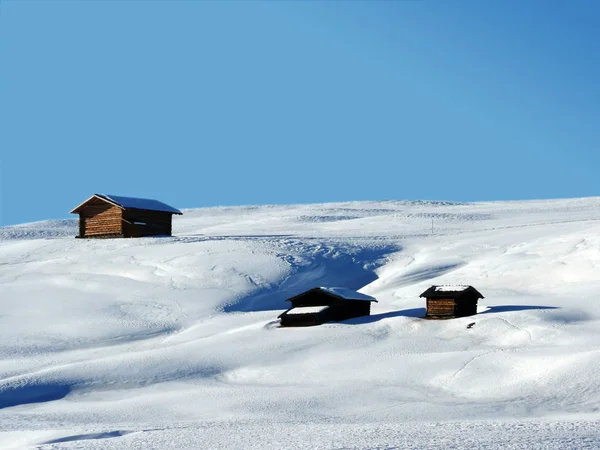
left=70, top=194, right=182, bottom=238
left=278, top=287, right=377, bottom=327
left=420, top=285, right=484, bottom=319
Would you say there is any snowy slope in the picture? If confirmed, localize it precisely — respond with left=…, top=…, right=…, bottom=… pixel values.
left=1, top=198, right=600, bottom=449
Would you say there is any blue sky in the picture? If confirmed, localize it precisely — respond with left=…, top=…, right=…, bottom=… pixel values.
left=1, top=0, right=599, bottom=226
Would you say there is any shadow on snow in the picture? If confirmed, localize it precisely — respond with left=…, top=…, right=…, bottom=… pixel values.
left=0, top=383, right=71, bottom=409
left=225, top=243, right=401, bottom=313
left=387, top=262, right=466, bottom=288
left=343, top=308, right=427, bottom=324
left=42, top=430, right=135, bottom=444
left=343, top=305, right=560, bottom=325
left=480, top=305, right=558, bottom=314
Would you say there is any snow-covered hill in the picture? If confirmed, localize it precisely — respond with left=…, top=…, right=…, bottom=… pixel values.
left=2, top=198, right=600, bottom=449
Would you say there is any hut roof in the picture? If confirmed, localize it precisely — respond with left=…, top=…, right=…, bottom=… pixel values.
left=286, top=287, right=377, bottom=303
left=420, top=285, right=484, bottom=299
left=285, top=306, right=330, bottom=315
left=71, top=194, right=182, bottom=215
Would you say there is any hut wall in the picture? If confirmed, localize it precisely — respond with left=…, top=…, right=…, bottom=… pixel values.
left=80, top=200, right=123, bottom=237
left=289, top=291, right=335, bottom=308
left=122, top=209, right=173, bottom=237
left=426, top=298, right=456, bottom=318
left=426, top=296, right=478, bottom=319
left=280, top=310, right=330, bottom=327
left=454, top=296, right=478, bottom=318
left=284, top=290, right=374, bottom=325
left=330, top=302, right=371, bottom=321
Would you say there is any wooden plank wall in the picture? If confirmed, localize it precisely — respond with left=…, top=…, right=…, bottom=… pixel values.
left=122, top=210, right=173, bottom=236
left=332, top=301, right=371, bottom=321
left=81, top=199, right=123, bottom=237
left=427, top=299, right=455, bottom=316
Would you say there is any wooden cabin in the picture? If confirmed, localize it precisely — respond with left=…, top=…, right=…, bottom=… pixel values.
left=420, top=285, right=484, bottom=319
left=278, top=287, right=377, bottom=327
left=70, top=194, right=182, bottom=238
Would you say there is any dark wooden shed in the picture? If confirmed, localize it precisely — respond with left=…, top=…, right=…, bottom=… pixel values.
left=278, top=287, right=377, bottom=327
left=420, top=285, right=484, bottom=319
left=70, top=194, right=182, bottom=238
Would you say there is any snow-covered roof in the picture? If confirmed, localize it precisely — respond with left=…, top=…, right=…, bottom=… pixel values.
left=434, top=285, right=470, bottom=292
left=70, top=194, right=182, bottom=214
left=319, top=287, right=377, bottom=302
left=420, top=285, right=484, bottom=299
left=285, top=306, right=330, bottom=315
left=99, top=194, right=182, bottom=214
left=284, top=287, right=377, bottom=304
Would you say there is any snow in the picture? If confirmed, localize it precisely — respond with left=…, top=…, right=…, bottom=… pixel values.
left=285, top=306, right=330, bottom=315
left=2, top=197, right=600, bottom=448
left=434, top=285, right=470, bottom=292
left=319, top=286, right=377, bottom=301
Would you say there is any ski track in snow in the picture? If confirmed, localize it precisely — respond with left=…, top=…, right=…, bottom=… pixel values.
left=1, top=198, right=600, bottom=448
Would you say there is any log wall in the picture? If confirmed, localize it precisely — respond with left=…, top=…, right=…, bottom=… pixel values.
left=122, top=209, right=173, bottom=237
left=80, top=199, right=123, bottom=237
left=280, top=310, right=329, bottom=327
left=426, top=299, right=455, bottom=317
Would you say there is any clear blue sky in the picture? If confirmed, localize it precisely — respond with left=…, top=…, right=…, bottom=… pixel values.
left=1, top=0, right=599, bottom=226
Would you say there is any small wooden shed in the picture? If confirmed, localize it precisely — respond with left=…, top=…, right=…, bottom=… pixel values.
left=278, top=287, right=377, bottom=327
left=70, top=194, right=182, bottom=238
left=420, top=285, right=484, bottom=319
